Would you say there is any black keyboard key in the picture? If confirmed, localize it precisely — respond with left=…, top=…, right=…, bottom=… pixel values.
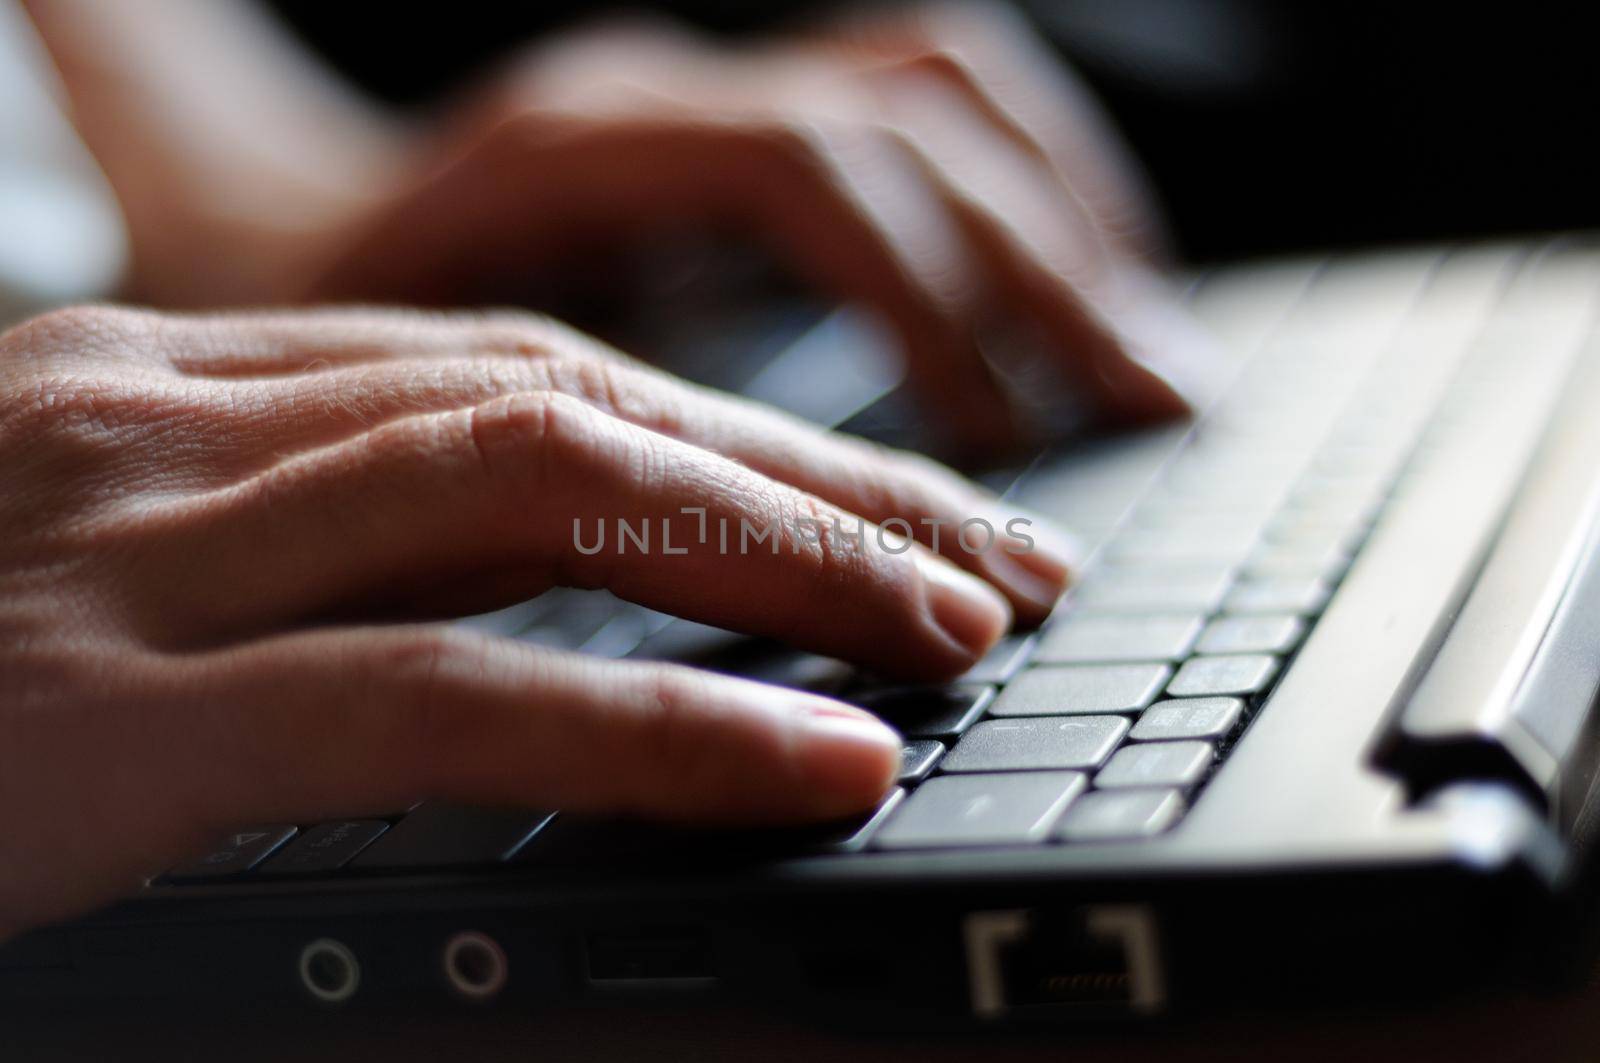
left=1094, top=741, right=1213, bottom=788
left=259, top=820, right=388, bottom=876
left=898, top=740, right=945, bottom=784
left=958, top=633, right=1036, bottom=683
left=1035, top=613, right=1202, bottom=664
left=848, top=684, right=994, bottom=738
left=1195, top=614, right=1305, bottom=655
left=349, top=804, right=554, bottom=871
left=1166, top=654, right=1279, bottom=698
left=989, top=664, right=1170, bottom=717
left=1055, top=789, right=1185, bottom=841
left=874, top=772, right=1087, bottom=849
left=166, top=826, right=296, bottom=881
left=941, top=717, right=1127, bottom=773
left=814, top=788, right=906, bottom=853
left=1129, top=698, right=1244, bottom=741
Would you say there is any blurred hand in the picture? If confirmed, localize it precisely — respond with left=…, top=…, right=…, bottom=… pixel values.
left=0, top=304, right=1073, bottom=938
left=307, top=2, right=1203, bottom=452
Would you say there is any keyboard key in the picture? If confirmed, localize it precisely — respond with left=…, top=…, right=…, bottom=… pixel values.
left=1130, top=698, right=1244, bottom=741
left=166, top=826, right=297, bottom=881
left=989, top=664, right=1170, bottom=717
left=958, top=633, right=1037, bottom=683
left=1166, top=654, right=1279, bottom=698
left=1243, top=542, right=1351, bottom=579
left=260, top=820, right=388, bottom=876
left=1195, top=615, right=1305, bottom=655
left=1035, top=613, right=1202, bottom=664
left=815, top=788, right=906, bottom=853
left=848, top=684, right=994, bottom=738
left=941, top=717, right=1128, bottom=772
left=1071, top=564, right=1233, bottom=613
left=1224, top=575, right=1331, bottom=615
left=1107, top=524, right=1259, bottom=564
left=1095, top=741, right=1213, bottom=788
left=1056, top=789, right=1185, bottom=841
left=874, top=772, right=1087, bottom=849
left=349, top=804, right=554, bottom=871
left=898, top=740, right=946, bottom=784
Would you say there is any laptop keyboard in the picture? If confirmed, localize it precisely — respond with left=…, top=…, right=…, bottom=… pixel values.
left=155, top=242, right=1553, bottom=885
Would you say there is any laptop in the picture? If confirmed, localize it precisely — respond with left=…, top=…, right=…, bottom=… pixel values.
left=6, top=237, right=1600, bottom=1028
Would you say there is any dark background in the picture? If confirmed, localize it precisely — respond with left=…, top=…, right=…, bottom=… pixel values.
left=264, top=0, right=1598, bottom=264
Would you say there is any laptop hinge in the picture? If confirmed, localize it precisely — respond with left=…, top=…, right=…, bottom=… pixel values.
left=1379, top=320, right=1600, bottom=823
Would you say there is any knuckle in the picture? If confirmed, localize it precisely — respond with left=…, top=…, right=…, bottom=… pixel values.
left=463, top=309, right=579, bottom=360
left=1, top=304, right=150, bottom=357
left=462, top=390, right=563, bottom=480
left=894, top=46, right=976, bottom=89
left=548, top=356, right=679, bottom=435
left=459, top=390, right=629, bottom=505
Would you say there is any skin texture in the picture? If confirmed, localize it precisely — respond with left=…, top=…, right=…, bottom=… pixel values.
left=0, top=305, right=1077, bottom=939
left=0, top=2, right=1195, bottom=938
left=24, top=0, right=1209, bottom=453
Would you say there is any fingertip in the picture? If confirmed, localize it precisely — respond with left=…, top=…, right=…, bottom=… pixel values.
left=916, top=550, right=1012, bottom=659
left=790, top=700, right=902, bottom=816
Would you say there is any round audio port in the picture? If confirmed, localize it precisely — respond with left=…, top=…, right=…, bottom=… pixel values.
left=443, top=930, right=508, bottom=1001
left=298, top=938, right=361, bottom=1004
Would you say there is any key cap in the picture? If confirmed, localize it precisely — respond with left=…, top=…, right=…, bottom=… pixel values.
left=874, top=772, right=1087, bottom=849
left=628, top=620, right=746, bottom=664
left=1195, top=615, right=1304, bottom=655
left=1243, top=542, right=1351, bottom=579
left=989, top=664, right=1170, bottom=717
left=1107, top=524, right=1260, bottom=564
left=898, top=740, right=946, bottom=784
left=958, top=633, right=1036, bottom=683
left=260, top=820, right=388, bottom=876
left=349, top=804, right=554, bottom=871
left=1166, top=654, right=1279, bottom=698
left=166, top=826, right=297, bottom=881
left=1071, top=565, right=1233, bottom=613
left=814, top=788, right=906, bottom=853
left=1095, top=741, right=1213, bottom=788
left=1130, top=698, right=1244, bottom=741
left=1224, top=575, right=1331, bottom=615
left=1035, top=614, right=1202, bottom=664
left=848, top=684, right=994, bottom=739
left=941, top=717, right=1128, bottom=772
left=1056, top=789, right=1185, bottom=842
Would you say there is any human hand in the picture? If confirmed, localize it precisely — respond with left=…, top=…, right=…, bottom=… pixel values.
left=0, top=304, right=1072, bottom=938
left=309, top=2, right=1205, bottom=453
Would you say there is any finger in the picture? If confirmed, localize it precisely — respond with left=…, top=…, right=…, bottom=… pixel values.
left=316, top=102, right=1024, bottom=452
left=867, top=72, right=1192, bottom=423
left=163, top=626, right=902, bottom=828
left=820, top=1, right=1170, bottom=261
left=237, top=350, right=1076, bottom=620
left=138, top=391, right=1011, bottom=678
left=152, top=306, right=597, bottom=377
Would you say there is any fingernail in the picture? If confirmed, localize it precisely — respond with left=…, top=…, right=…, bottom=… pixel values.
left=917, top=552, right=1011, bottom=656
left=793, top=704, right=902, bottom=810
left=995, top=506, right=1082, bottom=583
